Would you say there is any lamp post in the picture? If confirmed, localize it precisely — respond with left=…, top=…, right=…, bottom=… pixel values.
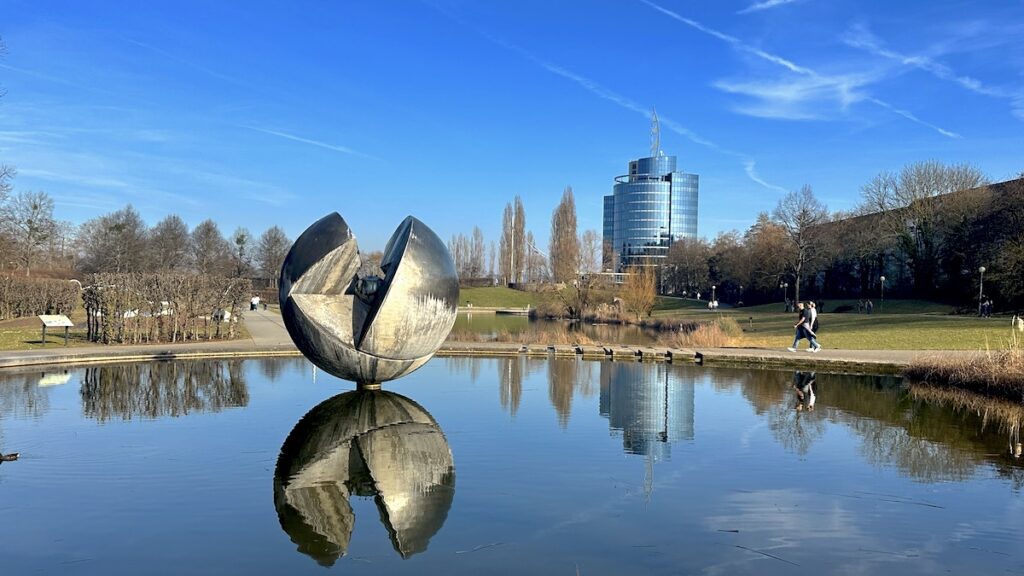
left=879, top=276, right=885, bottom=312
left=978, top=266, right=986, bottom=316
left=711, top=285, right=716, bottom=307
left=780, top=281, right=789, bottom=311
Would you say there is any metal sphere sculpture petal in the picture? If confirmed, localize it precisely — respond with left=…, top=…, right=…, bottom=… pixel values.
left=279, top=213, right=458, bottom=386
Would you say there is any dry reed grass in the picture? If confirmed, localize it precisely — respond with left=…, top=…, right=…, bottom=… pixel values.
left=908, top=383, right=1024, bottom=432
left=903, top=335, right=1024, bottom=402
left=908, top=382, right=1024, bottom=457
left=447, top=326, right=596, bottom=346
left=657, top=317, right=741, bottom=348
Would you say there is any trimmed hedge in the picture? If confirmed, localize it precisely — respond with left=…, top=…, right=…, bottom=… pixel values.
left=0, top=276, right=78, bottom=320
left=83, top=273, right=251, bottom=344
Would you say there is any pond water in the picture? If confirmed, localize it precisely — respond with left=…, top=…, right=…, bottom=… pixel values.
left=1, top=357, right=1022, bottom=575
left=453, top=312, right=662, bottom=345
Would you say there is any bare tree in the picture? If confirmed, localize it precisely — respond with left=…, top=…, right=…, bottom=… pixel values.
left=499, top=197, right=527, bottom=284
left=743, top=213, right=789, bottom=295
left=772, top=185, right=828, bottom=303
left=0, top=165, right=12, bottom=201
left=448, top=233, right=473, bottom=278
left=191, top=219, right=232, bottom=276
left=76, top=205, right=148, bottom=273
left=549, top=186, right=579, bottom=282
left=667, top=237, right=711, bottom=296
left=256, top=226, right=291, bottom=287
left=470, top=226, right=485, bottom=278
left=499, top=203, right=512, bottom=284
left=5, top=190, right=55, bottom=276
left=514, top=197, right=526, bottom=282
left=525, top=231, right=547, bottom=282
left=45, top=219, right=76, bottom=271
left=620, top=266, right=657, bottom=320
left=578, top=229, right=600, bottom=274
left=230, top=227, right=254, bottom=278
left=488, top=240, right=496, bottom=280
left=147, top=214, right=191, bottom=271
left=859, top=160, right=988, bottom=296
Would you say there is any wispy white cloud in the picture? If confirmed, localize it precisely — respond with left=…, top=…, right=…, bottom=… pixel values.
left=842, top=23, right=1024, bottom=122
left=242, top=125, right=374, bottom=159
left=17, top=168, right=132, bottom=190
left=535, top=61, right=727, bottom=153
left=0, top=130, right=67, bottom=145
left=639, top=0, right=960, bottom=138
left=715, top=73, right=868, bottom=120
left=743, top=161, right=788, bottom=193
left=422, top=0, right=789, bottom=194
left=0, top=62, right=108, bottom=94
left=186, top=169, right=298, bottom=207
left=865, top=97, right=961, bottom=139
left=121, top=37, right=248, bottom=88
left=737, top=0, right=804, bottom=15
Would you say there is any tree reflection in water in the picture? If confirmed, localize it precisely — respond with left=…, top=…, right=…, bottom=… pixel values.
left=496, top=357, right=543, bottom=417
left=255, top=357, right=307, bottom=383
left=707, top=367, right=1024, bottom=485
left=0, top=371, right=53, bottom=420
left=274, top=389, right=454, bottom=566
left=547, top=358, right=597, bottom=428
left=80, top=360, right=248, bottom=421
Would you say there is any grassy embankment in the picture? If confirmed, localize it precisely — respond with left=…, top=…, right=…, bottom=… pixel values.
left=904, top=336, right=1024, bottom=402
left=456, top=288, right=1019, bottom=351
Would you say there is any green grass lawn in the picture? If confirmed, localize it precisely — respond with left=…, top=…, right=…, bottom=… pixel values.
left=737, top=298, right=955, bottom=315
left=460, top=286, right=540, bottom=308
left=731, top=311, right=1016, bottom=350
left=455, top=288, right=1016, bottom=350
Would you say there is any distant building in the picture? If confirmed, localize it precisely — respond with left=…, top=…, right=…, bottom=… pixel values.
left=602, top=114, right=698, bottom=272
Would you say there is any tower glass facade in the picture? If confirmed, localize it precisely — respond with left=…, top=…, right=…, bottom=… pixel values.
left=603, top=153, right=698, bottom=272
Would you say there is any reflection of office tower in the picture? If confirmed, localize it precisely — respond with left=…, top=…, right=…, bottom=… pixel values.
left=274, top=390, right=455, bottom=566
left=599, top=362, right=695, bottom=460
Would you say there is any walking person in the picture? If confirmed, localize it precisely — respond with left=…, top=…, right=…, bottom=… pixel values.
left=788, top=302, right=821, bottom=352
left=808, top=302, right=822, bottom=351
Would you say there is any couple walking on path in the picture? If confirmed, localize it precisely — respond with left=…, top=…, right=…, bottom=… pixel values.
left=788, top=301, right=822, bottom=353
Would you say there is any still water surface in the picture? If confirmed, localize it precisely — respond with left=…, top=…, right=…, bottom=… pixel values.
left=1, top=357, right=1022, bottom=575
left=454, top=312, right=662, bottom=345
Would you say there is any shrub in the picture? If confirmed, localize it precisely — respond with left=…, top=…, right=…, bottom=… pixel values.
left=0, top=276, right=79, bottom=320
left=903, top=335, right=1024, bottom=402
left=82, top=273, right=251, bottom=344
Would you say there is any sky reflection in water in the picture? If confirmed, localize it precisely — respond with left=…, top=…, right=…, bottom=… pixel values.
left=0, top=357, right=1022, bottom=575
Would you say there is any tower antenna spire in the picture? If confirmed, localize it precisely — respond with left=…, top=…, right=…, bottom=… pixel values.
left=650, top=107, right=661, bottom=157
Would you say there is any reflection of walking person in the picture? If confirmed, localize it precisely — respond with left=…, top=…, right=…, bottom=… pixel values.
left=792, top=371, right=817, bottom=411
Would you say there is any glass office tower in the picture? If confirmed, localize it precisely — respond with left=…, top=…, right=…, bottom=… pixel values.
left=603, top=153, right=698, bottom=272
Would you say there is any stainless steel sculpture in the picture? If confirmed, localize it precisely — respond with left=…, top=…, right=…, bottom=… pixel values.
left=274, top=390, right=455, bottom=565
left=279, top=213, right=458, bottom=386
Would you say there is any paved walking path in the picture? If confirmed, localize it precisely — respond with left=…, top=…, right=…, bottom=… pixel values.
left=0, top=308, right=987, bottom=373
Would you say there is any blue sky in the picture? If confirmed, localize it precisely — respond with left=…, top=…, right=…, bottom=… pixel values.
left=1, top=0, right=1022, bottom=252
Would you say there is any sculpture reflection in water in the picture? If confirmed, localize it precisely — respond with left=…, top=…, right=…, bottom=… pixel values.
left=274, top=389, right=455, bottom=566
